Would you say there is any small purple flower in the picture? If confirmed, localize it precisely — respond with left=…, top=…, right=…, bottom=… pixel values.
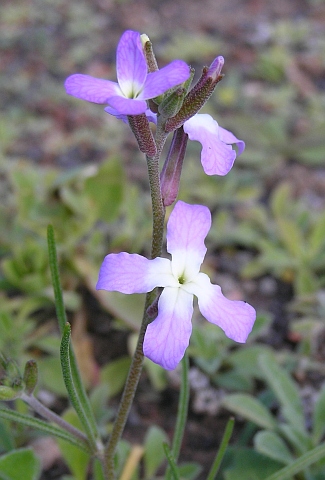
left=97, top=201, right=256, bottom=370
left=65, top=30, right=190, bottom=116
left=183, top=113, right=245, bottom=176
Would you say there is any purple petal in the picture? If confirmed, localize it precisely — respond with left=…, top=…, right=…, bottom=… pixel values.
left=207, top=56, right=224, bottom=80
left=191, top=273, right=256, bottom=342
left=140, top=60, right=190, bottom=100
left=96, top=253, right=176, bottom=294
left=219, top=127, right=245, bottom=155
left=65, top=74, right=120, bottom=104
left=104, top=107, right=157, bottom=124
left=166, top=201, right=211, bottom=276
left=143, top=287, right=193, bottom=370
left=104, top=106, right=128, bottom=124
left=184, top=114, right=236, bottom=175
left=116, top=30, right=147, bottom=98
left=107, top=95, right=147, bottom=115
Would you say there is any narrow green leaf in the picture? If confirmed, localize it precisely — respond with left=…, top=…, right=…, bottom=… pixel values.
left=48, top=226, right=99, bottom=444
left=222, top=393, right=277, bottom=430
left=60, top=323, right=97, bottom=451
left=0, top=448, right=40, bottom=480
left=163, top=444, right=180, bottom=480
left=47, top=225, right=67, bottom=333
left=259, top=352, right=304, bottom=428
left=264, top=442, right=325, bottom=480
left=254, top=431, right=294, bottom=465
left=206, top=417, right=235, bottom=480
left=0, top=406, right=89, bottom=452
left=312, top=385, right=325, bottom=444
left=166, top=354, right=190, bottom=480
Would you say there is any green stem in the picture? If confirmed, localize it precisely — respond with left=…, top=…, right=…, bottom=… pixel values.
left=103, top=127, right=169, bottom=479
left=20, top=392, right=89, bottom=447
left=206, top=417, right=235, bottom=480
left=166, top=354, right=190, bottom=480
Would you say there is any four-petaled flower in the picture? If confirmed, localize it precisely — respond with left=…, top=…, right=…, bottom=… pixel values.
left=65, top=30, right=190, bottom=116
left=97, top=201, right=256, bottom=370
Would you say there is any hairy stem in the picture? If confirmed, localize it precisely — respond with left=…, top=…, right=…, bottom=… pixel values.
left=103, top=126, right=169, bottom=479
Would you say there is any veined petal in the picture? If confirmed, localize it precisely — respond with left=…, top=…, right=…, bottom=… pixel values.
left=190, top=273, right=256, bottom=343
left=218, top=127, right=245, bottom=155
left=108, top=96, right=147, bottom=115
left=116, top=30, right=147, bottom=98
left=140, top=60, right=190, bottom=100
left=167, top=201, right=211, bottom=278
left=184, top=114, right=236, bottom=176
left=143, top=287, right=193, bottom=370
left=65, top=74, right=120, bottom=104
left=96, top=253, right=177, bottom=294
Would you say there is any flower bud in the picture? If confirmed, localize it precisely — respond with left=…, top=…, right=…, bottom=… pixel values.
left=23, top=360, right=38, bottom=395
left=160, top=127, right=188, bottom=206
left=0, top=386, right=20, bottom=401
left=158, top=87, right=187, bottom=118
left=165, top=56, right=224, bottom=133
left=141, top=34, right=159, bottom=73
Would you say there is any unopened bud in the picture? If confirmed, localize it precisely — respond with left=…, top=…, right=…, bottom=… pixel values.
left=165, top=56, right=225, bottom=133
left=23, top=360, right=38, bottom=395
left=160, top=127, right=188, bottom=206
left=158, top=87, right=187, bottom=118
left=0, top=386, right=20, bottom=401
left=141, top=35, right=159, bottom=73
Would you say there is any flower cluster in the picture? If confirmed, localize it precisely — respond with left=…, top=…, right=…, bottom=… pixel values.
left=65, top=30, right=256, bottom=370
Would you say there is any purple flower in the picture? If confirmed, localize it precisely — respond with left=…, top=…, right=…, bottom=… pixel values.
left=65, top=30, right=190, bottom=116
left=96, top=201, right=256, bottom=370
left=183, top=114, right=245, bottom=176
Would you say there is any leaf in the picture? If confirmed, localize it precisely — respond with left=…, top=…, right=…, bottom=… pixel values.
left=254, top=431, right=294, bottom=465
left=309, top=211, right=325, bottom=257
left=222, top=393, right=277, bottom=430
left=100, top=356, right=131, bottom=400
left=144, top=426, right=169, bottom=479
left=84, top=156, right=124, bottom=223
left=258, top=352, right=304, bottom=429
left=264, top=442, right=325, bottom=480
left=56, top=409, right=91, bottom=480
left=276, top=218, right=304, bottom=259
left=227, top=345, right=273, bottom=380
left=224, top=448, right=283, bottom=480
left=312, top=385, right=325, bottom=444
left=0, top=448, right=40, bottom=480
left=270, top=183, right=292, bottom=218
left=177, top=462, right=202, bottom=480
